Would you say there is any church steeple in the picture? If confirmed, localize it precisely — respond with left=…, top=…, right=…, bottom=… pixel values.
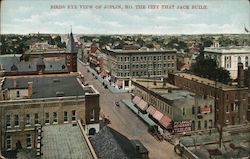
left=66, top=27, right=77, bottom=53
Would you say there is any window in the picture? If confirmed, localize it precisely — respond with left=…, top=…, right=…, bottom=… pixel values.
left=226, top=105, right=229, bottom=112
left=90, top=109, right=95, bottom=121
left=6, top=136, right=11, bottom=150
left=245, top=56, right=248, bottom=67
left=6, top=115, right=11, bottom=128
left=25, top=114, right=30, bottom=126
left=14, top=114, right=19, bottom=127
left=26, top=134, right=32, bottom=148
left=197, top=106, right=201, bottom=114
left=231, top=103, right=234, bottom=111
left=172, top=56, right=175, bottom=59
left=210, top=105, right=213, bottom=113
left=198, top=121, right=201, bottom=130
left=125, top=80, right=129, bottom=87
left=192, top=106, right=195, bottom=114
left=53, top=112, right=58, bottom=124
left=192, top=121, right=195, bottom=131
left=64, top=111, right=68, bottom=122
left=209, top=120, right=213, bottom=128
left=182, top=108, right=186, bottom=116
left=238, top=56, right=241, bottom=63
left=72, top=110, right=76, bottom=121
left=45, top=112, right=49, bottom=124
left=34, top=113, right=39, bottom=125
left=204, top=120, right=208, bottom=129
left=16, top=91, right=20, bottom=97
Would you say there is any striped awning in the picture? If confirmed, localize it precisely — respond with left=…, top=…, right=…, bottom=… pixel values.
left=152, top=111, right=164, bottom=121
left=136, top=99, right=148, bottom=111
left=146, top=105, right=156, bottom=115
left=132, top=96, right=141, bottom=105
left=99, top=70, right=107, bottom=77
left=159, top=116, right=172, bottom=128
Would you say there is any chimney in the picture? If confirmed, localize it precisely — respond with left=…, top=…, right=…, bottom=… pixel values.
left=28, top=82, right=33, bottom=98
left=237, top=62, right=244, bottom=88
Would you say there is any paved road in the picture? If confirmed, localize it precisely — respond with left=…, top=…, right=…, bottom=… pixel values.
left=78, top=61, right=180, bottom=159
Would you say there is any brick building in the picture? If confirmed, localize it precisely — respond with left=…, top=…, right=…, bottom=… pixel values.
left=0, top=73, right=100, bottom=152
left=0, top=31, right=78, bottom=76
left=131, top=79, right=215, bottom=132
left=168, top=63, right=249, bottom=127
left=103, top=48, right=177, bottom=90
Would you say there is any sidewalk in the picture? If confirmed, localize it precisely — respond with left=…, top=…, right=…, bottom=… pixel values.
left=78, top=60, right=127, bottom=94
left=122, top=99, right=156, bottom=127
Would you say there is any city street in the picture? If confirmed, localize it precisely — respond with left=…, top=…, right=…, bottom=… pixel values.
left=78, top=61, right=180, bottom=159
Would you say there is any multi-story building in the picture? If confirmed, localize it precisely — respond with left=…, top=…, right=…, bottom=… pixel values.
left=168, top=63, right=249, bottom=127
left=0, top=73, right=100, bottom=152
left=204, top=43, right=250, bottom=79
left=0, top=31, right=78, bottom=76
left=131, top=79, right=214, bottom=133
left=103, top=48, right=177, bottom=90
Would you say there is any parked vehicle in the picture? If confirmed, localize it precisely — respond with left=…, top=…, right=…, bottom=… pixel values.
left=115, top=102, right=120, bottom=107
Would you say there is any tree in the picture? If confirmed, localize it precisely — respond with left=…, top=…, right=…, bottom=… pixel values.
left=191, top=58, right=231, bottom=84
left=54, top=35, right=61, bottom=44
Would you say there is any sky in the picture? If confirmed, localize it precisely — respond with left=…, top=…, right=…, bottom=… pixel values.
left=1, top=0, right=249, bottom=34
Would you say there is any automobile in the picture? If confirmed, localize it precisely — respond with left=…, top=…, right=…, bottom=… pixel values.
left=115, top=102, right=120, bottom=107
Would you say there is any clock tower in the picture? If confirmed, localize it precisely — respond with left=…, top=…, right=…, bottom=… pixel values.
left=65, top=29, right=78, bottom=72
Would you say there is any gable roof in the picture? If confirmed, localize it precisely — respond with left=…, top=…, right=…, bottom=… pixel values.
left=90, top=126, right=139, bottom=159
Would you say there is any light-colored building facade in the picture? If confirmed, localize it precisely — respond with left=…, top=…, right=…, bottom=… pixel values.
left=131, top=79, right=215, bottom=132
left=204, top=45, right=250, bottom=79
left=103, top=48, right=177, bottom=90
left=0, top=73, right=100, bottom=152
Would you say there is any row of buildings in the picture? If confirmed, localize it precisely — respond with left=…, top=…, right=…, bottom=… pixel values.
left=0, top=31, right=150, bottom=159
left=82, top=41, right=249, bottom=134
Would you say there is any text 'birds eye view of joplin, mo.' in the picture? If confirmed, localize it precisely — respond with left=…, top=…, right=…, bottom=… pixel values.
left=0, top=0, right=250, bottom=159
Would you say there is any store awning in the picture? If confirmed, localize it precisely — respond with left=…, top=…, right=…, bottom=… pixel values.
left=99, top=70, right=107, bottom=77
left=152, top=111, right=164, bottom=121
left=132, top=96, right=141, bottom=105
left=146, top=105, right=156, bottom=116
left=159, top=116, right=172, bottom=128
left=136, top=99, right=148, bottom=111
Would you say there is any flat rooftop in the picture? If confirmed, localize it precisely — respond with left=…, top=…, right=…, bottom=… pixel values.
left=2, top=74, right=85, bottom=99
left=204, top=46, right=250, bottom=54
left=150, top=88, right=197, bottom=101
left=41, top=124, right=94, bottom=159
left=132, top=79, right=199, bottom=101
left=25, top=49, right=66, bottom=54
left=108, top=48, right=176, bottom=54
left=132, top=79, right=178, bottom=89
left=174, top=73, right=246, bottom=90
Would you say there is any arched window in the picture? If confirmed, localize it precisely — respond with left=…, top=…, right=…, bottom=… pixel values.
left=89, top=128, right=96, bottom=135
left=238, top=56, right=241, bottom=63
